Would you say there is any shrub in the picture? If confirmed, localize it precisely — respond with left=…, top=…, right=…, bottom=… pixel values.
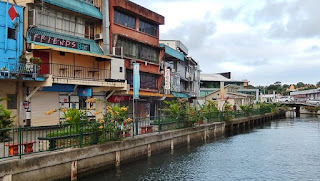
left=0, top=98, right=15, bottom=141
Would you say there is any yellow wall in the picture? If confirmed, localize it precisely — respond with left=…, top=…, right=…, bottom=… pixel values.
left=0, top=81, right=19, bottom=125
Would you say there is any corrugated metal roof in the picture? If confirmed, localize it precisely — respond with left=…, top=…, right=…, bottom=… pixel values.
left=43, top=0, right=102, bottom=19
left=290, top=89, right=320, bottom=96
left=200, top=73, right=246, bottom=83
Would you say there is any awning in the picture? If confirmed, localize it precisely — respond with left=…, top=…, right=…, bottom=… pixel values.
left=172, top=92, right=190, bottom=98
left=160, top=44, right=184, bottom=61
left=41, top=84, right=74, bottom=92
left=31, top=43, right=111, bottom=60
left=43, top=0, right=102, bottom=19
left=27, top=28, right=110, bottom=59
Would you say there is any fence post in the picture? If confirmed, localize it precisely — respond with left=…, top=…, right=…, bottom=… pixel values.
left=158, top=116, right=161, bottom=133
left=135, top=119, right=138, bottom=136
left=79, top=123, right=83, bottom=147
left=18, top=126, right=22, bottom=159
left=132, top=120, right=135, bottom=138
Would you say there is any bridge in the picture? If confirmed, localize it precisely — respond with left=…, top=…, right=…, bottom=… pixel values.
left=277, top=102, right=320, bottom=117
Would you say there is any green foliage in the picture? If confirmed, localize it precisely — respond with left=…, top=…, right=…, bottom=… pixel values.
left=187, top=106, right=202, bottom=126
left=0, top=98, right=15, bottom=141
left=162, top=99, right=188, bottom=122
left=222, top=101, right=233, bottom=121
left=303, top=106, right=320, bottom=113
left=30, top=57, right=42, bottom=71
left=18, top=54, right=27, bottom=64
left=201, top=101, right=219, bottom=121
left=240, top=104, right=254, bottom=116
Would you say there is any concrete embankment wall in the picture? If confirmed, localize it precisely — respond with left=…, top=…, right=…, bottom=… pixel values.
left=0, top=113, right=282, bottom=181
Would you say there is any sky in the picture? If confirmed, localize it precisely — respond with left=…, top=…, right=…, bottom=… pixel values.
left=130, top=0, right=320, bottom=86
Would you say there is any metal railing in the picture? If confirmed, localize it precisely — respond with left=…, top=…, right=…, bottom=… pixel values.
left=0, top=108, right=273, bottom=159
left=0, top=121, right=118, bottom=159
left=40, top=63, right=111, bottom=81
left=0, top=62, right=38, bottom=78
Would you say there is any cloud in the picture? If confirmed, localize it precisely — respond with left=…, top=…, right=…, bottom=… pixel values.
left=304, top=45, right=320, bottom=53
left=261, top=0, right=320, bottom=39
left=219, top=7, right=243, bottom=20
left=160, top=20, right=217, bottom=51
left=130, top=0, right=320, bottom=86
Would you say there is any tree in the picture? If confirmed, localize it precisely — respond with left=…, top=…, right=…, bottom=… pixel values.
left=317, top=81, right=320, bottom=88
left=283, top=84, right=290, bottom=89
left=296, top=82, right=305, bottom=88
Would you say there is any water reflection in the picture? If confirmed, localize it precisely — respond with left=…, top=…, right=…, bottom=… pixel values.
left=80, top=115, right=320, bottom=181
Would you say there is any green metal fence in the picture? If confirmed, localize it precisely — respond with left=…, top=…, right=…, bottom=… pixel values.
left=0, top=108, right=272, bottom=159
left=0, top=122, right=118, bottom=160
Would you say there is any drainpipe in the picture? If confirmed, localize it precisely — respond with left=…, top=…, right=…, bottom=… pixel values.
left=102, top=0, right=110, bottom=55
left=5, top=0, right=9, bottom=53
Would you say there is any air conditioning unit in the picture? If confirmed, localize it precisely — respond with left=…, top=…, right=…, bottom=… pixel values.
left=28, top=9, right=37, bottom=27
left=112, top=47, right=123, bottom=58
left=94, top=33, right=103, bottom=40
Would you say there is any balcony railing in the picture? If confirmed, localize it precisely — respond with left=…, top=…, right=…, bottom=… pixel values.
left=0, top=62, right=38, bottom=78
left=40, top=63, right=111, bottom=81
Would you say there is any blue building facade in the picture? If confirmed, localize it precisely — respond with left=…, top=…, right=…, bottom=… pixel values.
left=0, top=1, right=23, bottom=77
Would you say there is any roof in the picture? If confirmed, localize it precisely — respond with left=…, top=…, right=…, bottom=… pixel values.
left=43, top=0, right=102, bottom=19
left=290, top=88, right=320, bottom=96
left=228, top=92, right=254, bottom=97
left=159, top=44, right=184, bottom=61
left=200, top=73, right=247, bottom=83
left=201, top=73, right=229, bottom=81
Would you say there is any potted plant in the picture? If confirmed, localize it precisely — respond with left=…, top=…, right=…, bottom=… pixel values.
left=29, top=57, right=42, bottom=71
left=18, top=54, right=27, bottom=64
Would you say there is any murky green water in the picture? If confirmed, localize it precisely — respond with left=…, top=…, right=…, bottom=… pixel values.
left=80, top=115, right=320, bottom=181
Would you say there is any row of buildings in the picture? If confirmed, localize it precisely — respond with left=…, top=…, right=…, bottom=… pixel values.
left=0, top=0, right=253, bottom=127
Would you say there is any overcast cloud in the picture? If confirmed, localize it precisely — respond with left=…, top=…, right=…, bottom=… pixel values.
left=131, top=0, right=320, bottom=86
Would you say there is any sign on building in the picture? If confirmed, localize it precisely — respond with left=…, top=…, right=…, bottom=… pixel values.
left=133, top=63, right=140, bottom=99
left=170, top=72, right=180, bottom=92
left=164, top=68, right=171, bottom=93
left=30, top=33, right=90, bottom=51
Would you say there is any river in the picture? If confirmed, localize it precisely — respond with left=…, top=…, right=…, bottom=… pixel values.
left=79, top=115, right=320, bottom=181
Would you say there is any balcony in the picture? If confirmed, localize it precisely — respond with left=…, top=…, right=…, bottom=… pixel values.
left=0, top=62, right=44, bottom=81
left=39, top=63, right=125, bottom=87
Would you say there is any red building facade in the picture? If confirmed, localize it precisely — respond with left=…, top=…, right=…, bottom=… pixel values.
left=108, top=0, right=166, bottom=117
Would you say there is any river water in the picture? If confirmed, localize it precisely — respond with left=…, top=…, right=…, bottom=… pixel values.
left=80, top=115, right=320, bottom=181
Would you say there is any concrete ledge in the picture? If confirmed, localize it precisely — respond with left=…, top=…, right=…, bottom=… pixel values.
left=0, top=113, right=280, bottom=181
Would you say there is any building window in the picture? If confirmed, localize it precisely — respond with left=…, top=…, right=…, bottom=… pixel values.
left=117, top=37, right=159, bottom=63
left=127, top=71, right=158, bottom=90
left=139, top=20, right=157, bottom=37
left=85, top=21, right=95, bottom=40
left=7, top=94, right=17, bottom=109
left=8, top=28, right=16, bottom=40
left=35, top=6, right=94, bottom=39
left=114, top=9, right=136, bottom=29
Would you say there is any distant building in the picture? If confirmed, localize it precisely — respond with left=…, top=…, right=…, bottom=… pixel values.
left=204, top=84, right=254, bottom=110
left=290, top=89, right=320, bottom=102
left=160, top=40, right=200, bottom=99
left=200, top=73, right=251, bottom=97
